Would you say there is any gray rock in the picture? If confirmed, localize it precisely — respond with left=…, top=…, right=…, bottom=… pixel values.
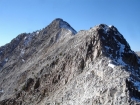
left=0, top=19, right=140, bottom=105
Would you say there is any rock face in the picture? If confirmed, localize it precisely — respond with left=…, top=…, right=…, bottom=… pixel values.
left=0, top=19, right=140, bottom=105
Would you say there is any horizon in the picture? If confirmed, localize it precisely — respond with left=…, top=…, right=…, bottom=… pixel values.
left=0, top=0, right=140, bottom=51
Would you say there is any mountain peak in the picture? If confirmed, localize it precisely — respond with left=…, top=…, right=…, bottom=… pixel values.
left=51, top=18, right=77, bottom=35
left=54, top=18, right=64, bottom=22
left=0, top=19, right=140, bottom=104
left=89, top=24, right=138, bottom=68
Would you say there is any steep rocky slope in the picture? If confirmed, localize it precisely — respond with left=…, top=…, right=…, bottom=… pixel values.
left=0, top=19, right=140, bottom=105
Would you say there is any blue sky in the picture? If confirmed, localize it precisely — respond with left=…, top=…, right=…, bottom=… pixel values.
left=0, top=0, right=140, bottom=51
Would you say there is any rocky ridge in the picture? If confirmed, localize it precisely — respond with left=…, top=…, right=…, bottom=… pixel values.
left=0, top=19, right=140, bottom=105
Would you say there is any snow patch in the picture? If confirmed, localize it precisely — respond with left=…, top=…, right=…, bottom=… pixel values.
left=108, top=63, right=115, bottom=68
left=108, top=60, right=115, bottom=68
left=117, top=57, right=127, bottom=66
left=117, top=43, right=127, bottom=66
left=24, top=32, right=36, bottom=46
left=22, top=59, right=25, bottom=62
left=113, top=36, right=127, bottom=66
left=109, top=25, right=113, bottom=28
left=24, top=36, right=27, bottom=40
left=24, top=30, right=40, bottom=46
left=5, top=58, right=8, bottom=62
left=20, top=49, right=25, bottom=57
left=119, top=43, right=125, bottom=54
left=36, top=31, right=39, bottom=35
left=102, top=25, right=110, bottom=34
left=56, top=28, right=74, bottom=42
left=60, top=21, right=77, bottom=35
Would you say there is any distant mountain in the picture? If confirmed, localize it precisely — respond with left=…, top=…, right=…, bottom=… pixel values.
left=136, top=51, right=140, bottom=56
left=0, top=18, right=140, bottom=105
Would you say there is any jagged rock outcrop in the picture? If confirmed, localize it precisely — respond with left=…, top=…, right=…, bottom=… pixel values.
left=0, top=19, right=140, bottom=105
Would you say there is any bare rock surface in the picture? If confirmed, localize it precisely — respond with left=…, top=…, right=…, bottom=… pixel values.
left=0, top=19, right=140, bottom=105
